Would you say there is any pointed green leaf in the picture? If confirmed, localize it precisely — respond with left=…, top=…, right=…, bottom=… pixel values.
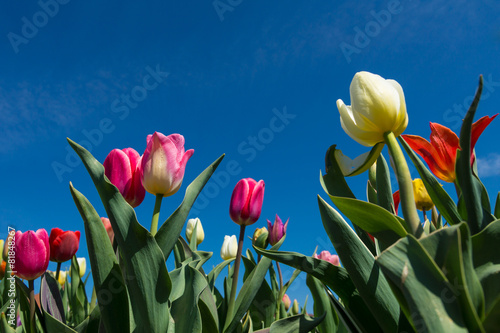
left=40, top=272, right=66, bottom=324
left=268, top=313, right=325, bottom=333
left=0, top=313, right=16, bottom=333
left=306, top=274, right=338, bottom=333
left=334, top=143, right=384, bottom=177
left=376, top=154, right=394, bottom=213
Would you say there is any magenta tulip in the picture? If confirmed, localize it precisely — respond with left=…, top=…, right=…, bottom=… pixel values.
left=267, top=214, right=288, bottom=245
left=313, top=251, right=340, bottom=266
left=49, top=228, right=80, bottom=263
left=230, top=178, right=265, bottom=226
left=103, top=148, right=146, bottom=207
left=141, top=132, right=194, bottom=197
left=14, top=229, right=50, bottom=281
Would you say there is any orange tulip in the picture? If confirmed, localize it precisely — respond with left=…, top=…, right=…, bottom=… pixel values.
left=402, top=115, right=497, bottom=182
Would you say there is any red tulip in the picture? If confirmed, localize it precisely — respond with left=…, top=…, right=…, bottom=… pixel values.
left=101, top=217, right=114, bottom=244
left=104, top=148, right=146, bottom=207
left=267, top=214, right=289, bottom=246
left=402, top=115, right=497, bottom=182
left=230, top=178, right=265, bottom=226
left=141, top=132, right=194, bottom=197
left=14, top=229, right=50, bottom=280
left=49, top=228, right=80, bottom=263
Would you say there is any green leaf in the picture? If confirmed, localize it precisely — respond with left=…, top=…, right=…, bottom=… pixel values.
left=198, top=287, right=219, bottom=333
left=326, top=195, right=407, bottom=245
left=318, top=196, right=401, bottom=333
left=69, top=184, right=130, bottom=333
left=74, top=305, right=101, bottom=333
left=377, top=235, right=470, bottom=332
left=399, top=136, right=462, bottom=226
left=325, top=289, right=362, bottom=333
left=68, top=138, right=171, bottom=332
left=375, top=154, right=394, bottom=213
left=494, top=193, right=500, bottom=219
left=155, top=155, right=224, bottom=259
left=334, top=143, right=385, bottom=177
left=306, top=274, right=338, bottom=333
left=40, top=272, right=66, bottom=324
left=0, top=313, right=16, bottom=333
left=207, top=259, right=234, bottom=292
left=69, top=256, right=88, bottom=325
left=268, top=313, right=325, bottom=333
left=43, top=311, right=77, bottom=333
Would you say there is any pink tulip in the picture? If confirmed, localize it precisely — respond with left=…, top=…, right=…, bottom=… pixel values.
left=141, top=132, right=194, bottom=197
left=313, top=251, right=340, bottom=266
left=101, top=217, right=115, bottom=244
left=267, top=214, right=289, bottom=246
left=282, top=294, right=291, bottom=311
left=49, top=228, right=80, bottom=263
left=14, top=229, right=50, bottom=281
left=230, top=178, right=265, bottom=226
left=103, top=148, right=146, bottom=207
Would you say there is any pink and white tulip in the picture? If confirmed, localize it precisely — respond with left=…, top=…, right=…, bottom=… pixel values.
left=141, top=132, right=194, bottom=197
left=14, top=229, right=50, bottom=281
left=104, top=148, right=146, bottom=207
left=229, top=178, right=265, bottom=226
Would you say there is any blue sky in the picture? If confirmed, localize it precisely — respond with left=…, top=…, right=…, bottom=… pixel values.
left=1, top=0, right=500, bottom=307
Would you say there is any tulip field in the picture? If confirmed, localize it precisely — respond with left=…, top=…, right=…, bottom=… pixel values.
left=2, top=72, right=500, bottom=333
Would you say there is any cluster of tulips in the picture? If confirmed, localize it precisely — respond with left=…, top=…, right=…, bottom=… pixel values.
left=2, top=71, right=500, bottom=333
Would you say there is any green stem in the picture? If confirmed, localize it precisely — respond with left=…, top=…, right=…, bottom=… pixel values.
left=150, top=194, right=163, bottom=236
left=384, top=131, right=423, bottom=237
left=225, top=225, right=246, bottom=330
left=274, top=262, right=284, bottom=320
left=29, top=279, right=35, bottom=333
left=55, top=262, right=62, bottom=281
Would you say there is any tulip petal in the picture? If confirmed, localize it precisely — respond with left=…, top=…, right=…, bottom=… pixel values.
left=471, top=114, right=497, bottom=150
left=15, top=229, right=50, bottom=280
left=429, top=123, right=459, bottom=171
left=334, top=143, right=384, bottom=177
left=393, top=190, right=400, bottom=215
left=386, top=79, right=408, bottom=136
left=104, top=149, right=133, bottom=195
left=230, top=179, right=250, bottom=223
left=248, top=180, right=265, bottom=223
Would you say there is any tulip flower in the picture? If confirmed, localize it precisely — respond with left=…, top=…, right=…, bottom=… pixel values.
left=101, top=217, right=115, bottom=244
left=412, top=179, right=434, bottom=211
left=14, top=229, right=50, bottom=281
left=0, top=261, right=6, bottom=280
left=49, top=228, right=80, bottom=263
left=104, top=148, right=146, bottom=207
left=313, top=251, right=340, bottom=266
left=337, top=71, right=408, bottom=147
left=267, top=215, right=289, bottom=246
left=230, top=178, right=265, bottom=226
left=220, top=235, right=238, bottom=260
left=252, top=227, right=269, bottom=248
left=70, top=257, right=86, bottom=278
left=186, top=218, right=205, bottom=245
left=141, top=132, right=194, bottom=197
left=401, top=115, right=497, bottom=183
left=282, top=294, right=291, bottom=311
left=291, top=299, right=299, bottom=315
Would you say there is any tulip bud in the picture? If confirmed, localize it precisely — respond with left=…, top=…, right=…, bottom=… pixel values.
left=412, top=178, right=434, bottom=211
left=58, top=270, right=67, bottom=287
left=220, top=235, right=238, bottom=260
left=291, top=299, right=299, bottom=315
left=229, top=178, right=265, bottom=226
left=313, top=251, right=340, bottom=266
left=337, top=71, right=408, bottom=147
left=282, top=294, right=291, bottom=311
left=0, top=261, right=6, bottom=280
left=186, top=218, right=205, bottom=245
left=267, top=215, right=289, bottom=246
left=104, top=148, right=146, bottom=207
left=141, top=132, right=194, bottom=197
left=14, top=229, right=50, bottom=281
left=49, top=228, right=81, bottom=263
left=70, top=257, right=86, bottom=278
left=101, top=217, right=115, bottom=244
left=252, top=227, right=269, bottom=248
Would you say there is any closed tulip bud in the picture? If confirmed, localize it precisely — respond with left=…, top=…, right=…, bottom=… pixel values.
left=291, top=299, right=299, bottom=315
left=282, top=294, right=291, bottom=311
left=58, top=271, right=67, bottom=287
left=267, top=215, right=289, bottom=246
left=70, top=258, right=86, bottom=278
left=252, top=227, right=268, bottom=248
left=313, top=251, right=340, bottom=266
left=104, top=148, right=146, bottom=207
left=49, top=228, right=81, bottom=263
left=0, top=240, right=3, bottom=262
left=337, top=71, right=408, bottom=147
left=186, top=218, right=205, bottom=245
left=412, top=178, right=434, bottom=211
left=220, top=235, right=238, bottom=260
left=14, top=229, right=50, bottom=281
left=230, top=178, right=265, bottom=226
left=141, top=132, right=194, bottom=197
left=0, top=261, right=6, bottom=280
left=101, top=217, right=114, bottom=244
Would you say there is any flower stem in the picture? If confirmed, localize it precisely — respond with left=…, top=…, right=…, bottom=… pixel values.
left=384, top=132, right=423, bottom=237
left=29, top=279, right=35, bottom=333
left=150, top=194, right=163, bottom=236
left=225, top=224, right=246, bottom=329
left=55, top=262, right=62, bottom=281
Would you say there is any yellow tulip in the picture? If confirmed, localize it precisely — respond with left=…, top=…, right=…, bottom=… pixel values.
left=412, top=179, right=434, bottom=211
left=337, top=71, right=408, bottom=147
left=58, top=271, right=67, bottom=287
